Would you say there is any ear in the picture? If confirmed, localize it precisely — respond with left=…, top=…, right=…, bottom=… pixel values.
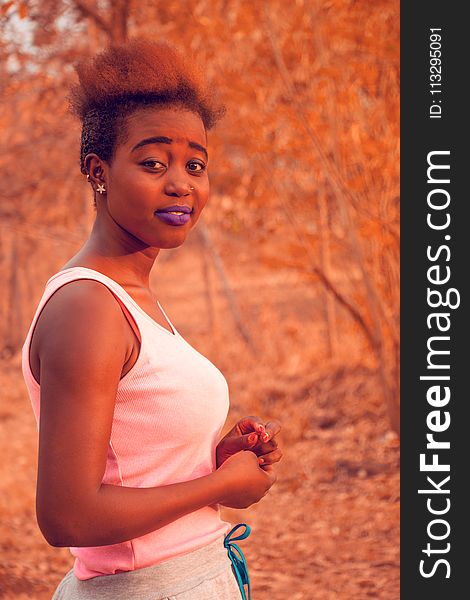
left=84, top=153, right=108, bottom=189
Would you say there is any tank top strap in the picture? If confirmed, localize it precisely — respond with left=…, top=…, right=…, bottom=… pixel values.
left=42, top=267, right=143, bottom=343
left=21, top=267, right=144, bottom=394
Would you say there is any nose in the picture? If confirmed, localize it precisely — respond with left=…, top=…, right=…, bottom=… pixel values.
left=164, top=179, right=193, bottom=197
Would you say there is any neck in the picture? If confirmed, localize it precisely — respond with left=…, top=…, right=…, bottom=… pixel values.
left=74, top=214, right=160, bottom=289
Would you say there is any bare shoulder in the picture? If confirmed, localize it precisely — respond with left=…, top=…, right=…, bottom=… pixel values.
left=37, top=277, right=125, bottom=329
left=30, top=278, right=132, bottom=383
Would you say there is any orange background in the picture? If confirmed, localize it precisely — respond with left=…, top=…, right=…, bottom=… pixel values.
left=0, top=1, right=399, bottom=598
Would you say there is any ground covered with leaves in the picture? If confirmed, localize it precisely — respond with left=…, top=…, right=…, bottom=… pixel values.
left=0, top=352, right=399, bottom=599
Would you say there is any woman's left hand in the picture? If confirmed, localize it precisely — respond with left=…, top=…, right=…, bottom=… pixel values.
left=216, top=416, right=282, bottom=470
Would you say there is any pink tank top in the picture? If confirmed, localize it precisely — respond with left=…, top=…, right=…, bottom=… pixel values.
left=21, top=267, right=231, bottom=579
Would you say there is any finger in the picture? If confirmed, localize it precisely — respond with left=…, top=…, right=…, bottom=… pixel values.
left=260, top=462, right=274, bottom=472
left=224, top=432, right=259, bottom=453
left=260, top=464, right=277, bottom=484
left=245, top=432, right=260, bottom=447
left=261, top=420, right=282, bottom=443
left=243, top=449, right=258, bottom=459
left=236, top=416, right=266, bottom=436
left=258, top=448, right=283, bottom=466
left=252, top=438, right=278, bottom=455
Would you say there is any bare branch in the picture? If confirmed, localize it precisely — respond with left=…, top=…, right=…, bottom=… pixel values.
left=263, top=7, right=387, bottom=335
left=197, top=221, right=257, bottom=356
left=263, top=9, right=400, bottom=434
left=255, top=151, right=376, bottom=350
left=309, top=267, right=376, bottom=350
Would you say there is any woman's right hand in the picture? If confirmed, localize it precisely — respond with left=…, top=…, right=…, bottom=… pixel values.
left=215, top=450, right=277, bottom=509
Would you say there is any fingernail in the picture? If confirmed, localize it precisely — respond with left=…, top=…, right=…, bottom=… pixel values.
left=261, top=433, right=269, bottom=442
left=249, top=433, right=258, bottom=443
left=259, top=457, right=264, bottom=464
left=257, top=424, right=265, bottom=433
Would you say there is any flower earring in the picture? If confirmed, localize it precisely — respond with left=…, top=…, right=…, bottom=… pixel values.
left=86, top=174, right=106, bottom=194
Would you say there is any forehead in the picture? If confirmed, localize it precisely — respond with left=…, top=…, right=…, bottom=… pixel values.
left=122, top=106, right=207, bottom=149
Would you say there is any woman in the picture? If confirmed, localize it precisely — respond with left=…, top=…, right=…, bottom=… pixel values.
left=21, top=38, right=282, bottom=599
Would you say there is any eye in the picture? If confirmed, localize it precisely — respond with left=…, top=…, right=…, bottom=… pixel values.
left=187, top=161, right=206, bottom=173
left=142, top=160, right=165, bottom=170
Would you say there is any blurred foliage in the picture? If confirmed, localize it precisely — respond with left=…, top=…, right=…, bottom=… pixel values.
left=0, top=0, right=399, bottom=430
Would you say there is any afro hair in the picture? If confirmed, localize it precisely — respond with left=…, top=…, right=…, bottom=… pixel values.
left=67, top=38, right=226, bottom=176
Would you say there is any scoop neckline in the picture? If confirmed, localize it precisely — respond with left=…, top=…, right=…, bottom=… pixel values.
left=51, top=266, right=178, bottom=337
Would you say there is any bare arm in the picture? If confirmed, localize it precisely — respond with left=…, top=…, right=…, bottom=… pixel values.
left=35, top=280, right=274, bottom=548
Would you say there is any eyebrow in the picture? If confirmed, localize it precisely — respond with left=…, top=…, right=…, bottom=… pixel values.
left=131, top=136, right=208, bottom=161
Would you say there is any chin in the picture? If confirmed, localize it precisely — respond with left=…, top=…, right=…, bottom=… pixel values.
left=152, top=232, right=190, bottom=250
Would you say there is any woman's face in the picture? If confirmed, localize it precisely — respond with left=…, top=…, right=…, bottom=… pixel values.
left=96, top=105, right=209, bottom=249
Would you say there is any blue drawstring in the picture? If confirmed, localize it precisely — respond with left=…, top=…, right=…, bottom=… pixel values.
left=223, top=523, right=252, bottom=600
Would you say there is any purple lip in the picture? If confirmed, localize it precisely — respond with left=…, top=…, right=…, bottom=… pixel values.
left=155, top=212, right=191, bottom=226
left=155, top=205, right=192, bottom=213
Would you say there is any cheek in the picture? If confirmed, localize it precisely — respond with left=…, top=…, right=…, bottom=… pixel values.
left=110, top=164, right=149, bottom=193
left=120, top=175, right=150, bottom=198
left=199, top=180, right=210, bottom=207
left=109, top=177, right=156, bottom=214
